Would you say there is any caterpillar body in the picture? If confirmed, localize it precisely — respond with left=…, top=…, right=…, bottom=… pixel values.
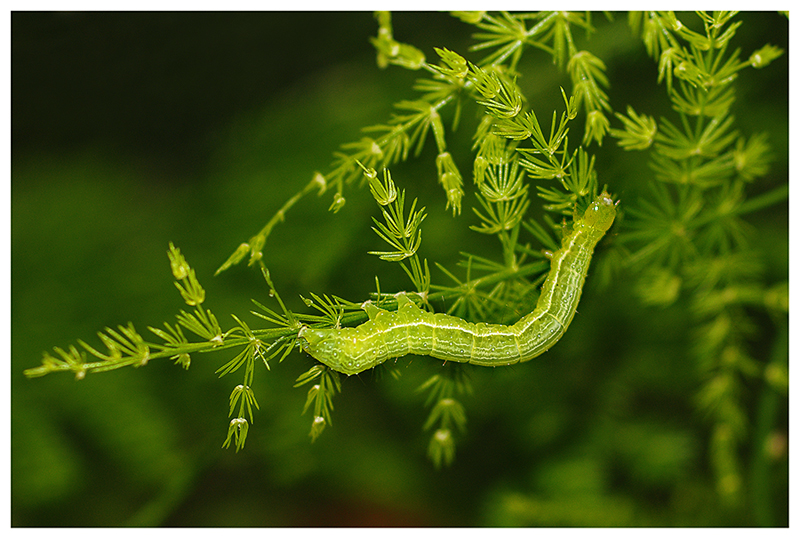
left=298, top=193, right=617, bottom=376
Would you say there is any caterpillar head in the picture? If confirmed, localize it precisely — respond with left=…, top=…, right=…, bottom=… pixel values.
left=581, top=192, right=617, bottom=232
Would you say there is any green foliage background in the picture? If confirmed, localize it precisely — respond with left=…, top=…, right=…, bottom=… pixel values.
left=12, top=12, right=787, bottom=526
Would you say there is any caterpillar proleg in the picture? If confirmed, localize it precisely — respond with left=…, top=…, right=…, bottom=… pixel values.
left=299, top=193, right=617, bottom=375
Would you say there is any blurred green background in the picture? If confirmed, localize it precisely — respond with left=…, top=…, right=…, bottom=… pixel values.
left=11, top=12, right=788, bottom=526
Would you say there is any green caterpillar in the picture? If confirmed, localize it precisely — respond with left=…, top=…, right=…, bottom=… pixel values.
left=298, top=193, right=617, bottom=376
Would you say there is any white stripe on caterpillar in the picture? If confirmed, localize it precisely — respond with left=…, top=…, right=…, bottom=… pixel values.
left=298, top=193, right=617, bottom=375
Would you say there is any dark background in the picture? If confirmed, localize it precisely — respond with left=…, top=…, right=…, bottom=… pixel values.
left=12, top=12, right=788, bottom=526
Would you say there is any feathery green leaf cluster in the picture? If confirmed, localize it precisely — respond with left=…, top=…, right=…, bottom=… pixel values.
left=613, top=11, right=786, bottom=505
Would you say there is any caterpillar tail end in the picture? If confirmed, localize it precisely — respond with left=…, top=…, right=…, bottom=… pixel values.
left=297, top=326, right=330, bottom=358
left=297, top=326, right=368, bottom=376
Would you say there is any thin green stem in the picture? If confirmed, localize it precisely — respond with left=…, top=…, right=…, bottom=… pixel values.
left=248, top=174, right=326, bottom=258
left=686, top=183, right=788, bottom=230
left=734, top=183, right=788, bottom=216
left=750, top=318, right=788, bottom=526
